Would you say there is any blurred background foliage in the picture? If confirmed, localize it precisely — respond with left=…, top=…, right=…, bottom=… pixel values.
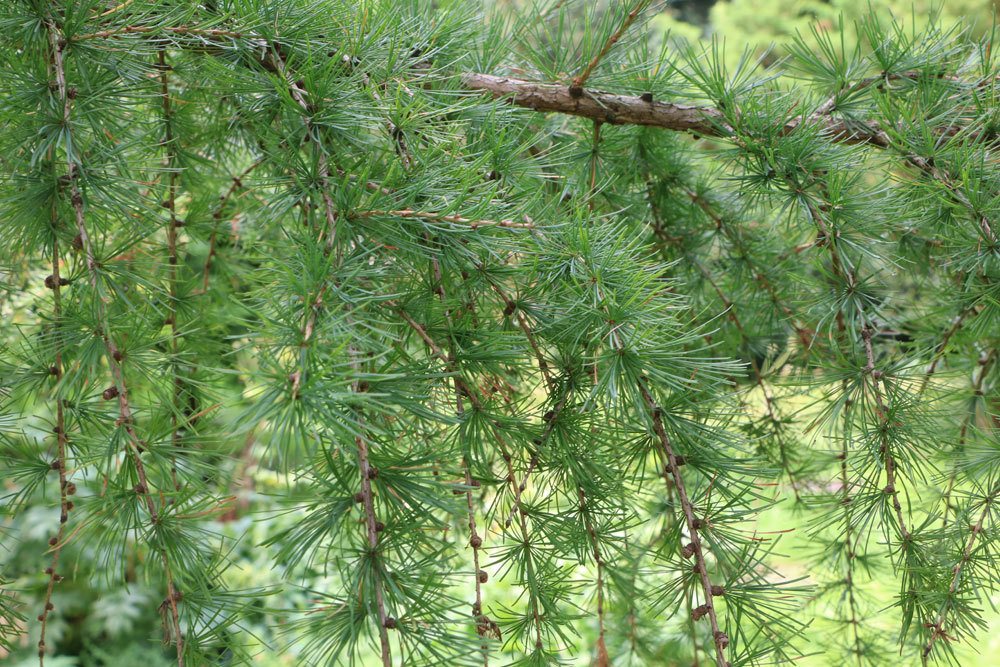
left=652, top=0, right=998, bottom=61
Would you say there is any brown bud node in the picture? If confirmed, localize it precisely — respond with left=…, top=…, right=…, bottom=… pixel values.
left=470, top=536, right=482, bottom=548
left=102, top=386, right=119, bottom=400
left=568, top=85, right=584, bottom=98
left=478, top=570, right=488, bottom=583
left=384, top=616, right=397, bottom=629
left=711, top=585, right=725, bottom=596
left=692, top=604, right=711, bottom=621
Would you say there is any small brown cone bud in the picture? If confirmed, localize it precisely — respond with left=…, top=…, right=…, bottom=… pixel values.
left=681, top=542, right=696, bottom=559
left=48, top=537, right=58, bottom=546
left=692, top=604, right=711, bottom=621
left=353, top=492, right=364, bottom=504
left=470, top=536, right=482, bottom=548
left=102, top=386, right=119, bottom=400
left=714, top=631, right=729, bottom=649
left=384, top=616, right=397, bottom=629
left=375, top=521, right=385, bottom=532
left=478, top=570, right=488, bottom=583
left=711, top=585, right=725, bottom=596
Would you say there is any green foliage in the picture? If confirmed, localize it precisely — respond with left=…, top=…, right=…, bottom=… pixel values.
left=1, top=1, right=999, bottom=666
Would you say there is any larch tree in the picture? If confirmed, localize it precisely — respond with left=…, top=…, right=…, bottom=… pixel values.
left=1, top=1, right=999, bottom=666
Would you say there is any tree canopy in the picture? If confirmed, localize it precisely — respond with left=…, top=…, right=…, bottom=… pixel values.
left=1, top=1, right=999, bottom=666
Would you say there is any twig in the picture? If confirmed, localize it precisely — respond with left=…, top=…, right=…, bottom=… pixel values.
left=159, top=49, right=182, bottom=493
left=640, top=381, right=729, bottom=667
left=353, top=209, right=534, bottom=229
left=202, top=161, right=261, bottom=292
left=939, top=349, right=997, bottom=529
left=349, top=350, right=393, bottom=667
left=427, top=239, right=496, bottom=662
left=572, top=1, right=648, bottom=89
left=922, top=485, right=999, bottom=660
left=47, top=20, right=185, bottom=665
left=395, top=307, right=548, bottom=651
left=73, top=25, right=247, bottom=42
left=37, top=226, right=70, bottom=667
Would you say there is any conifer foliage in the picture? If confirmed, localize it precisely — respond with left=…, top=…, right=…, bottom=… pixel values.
left=1, top=1, right=999, bottom=666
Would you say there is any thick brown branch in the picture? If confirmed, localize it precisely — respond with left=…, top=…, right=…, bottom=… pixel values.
left=462, top=74, right=890, bottom=147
